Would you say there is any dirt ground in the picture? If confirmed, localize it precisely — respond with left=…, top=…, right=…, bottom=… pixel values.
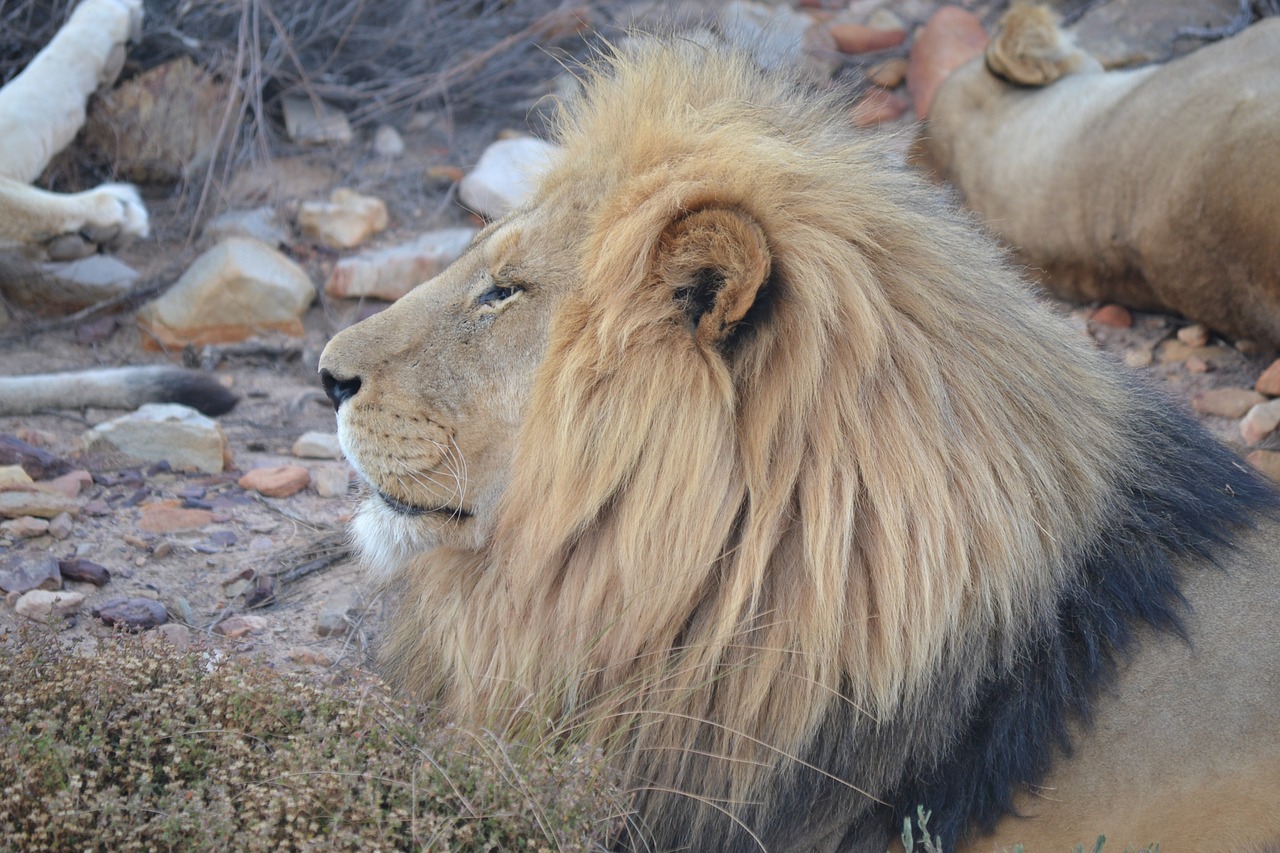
left=1, top=0, right=1274, bottom=680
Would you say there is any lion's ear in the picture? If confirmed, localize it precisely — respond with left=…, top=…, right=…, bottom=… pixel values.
left=654, top=207, right=771, bottom=347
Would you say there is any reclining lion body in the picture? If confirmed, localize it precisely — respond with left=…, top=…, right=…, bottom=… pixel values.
left=319, top=34, right=1280, bottom=851
left=916, top=7, right=1280, bottom=344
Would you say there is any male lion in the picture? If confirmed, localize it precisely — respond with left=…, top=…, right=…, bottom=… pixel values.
left=0, top=0, right=149, bottom=260
left=914, top=4, right=1280, bottom=345
left=319, top=35, right=1280, bottom=852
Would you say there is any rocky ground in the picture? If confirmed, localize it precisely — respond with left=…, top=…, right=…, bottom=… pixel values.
left=3, top=0, right=1278, bottom=681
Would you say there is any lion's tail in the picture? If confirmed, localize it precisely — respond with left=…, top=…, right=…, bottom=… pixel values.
left=0, top=366, right=238, bottom=416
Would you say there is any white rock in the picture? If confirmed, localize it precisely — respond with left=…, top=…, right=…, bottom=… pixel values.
left=291, top=431, right=342, bottom=459
left=297, top=189, right=389, bottom=250
left=202, top=207, right=290, bottom=248
left=1241, top=399, right=1280, bottom=445
left=282, top=95, right=353, bottom=145
left=323, top=228, right=477, bottom=301
left=136, top=238, right=315, bottom=347
left=459, top=137, right=559, bottom=220
left=15, top=589, right=85, bottom=621
left=312, top=465, right=352, bottom=498
left=81, top=403, right=230, bottom=474
left=372, top=125, right=405, bottom=158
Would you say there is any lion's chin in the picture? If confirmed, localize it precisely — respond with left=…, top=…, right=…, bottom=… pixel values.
left=350, top=493, right=481, bottom=582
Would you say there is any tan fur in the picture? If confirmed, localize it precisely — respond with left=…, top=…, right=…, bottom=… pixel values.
left=915, top=5, right=1280, bottom=344
left=0, top=0, right=149, bottom=259
left=319, top=35, right=1280, bottom=851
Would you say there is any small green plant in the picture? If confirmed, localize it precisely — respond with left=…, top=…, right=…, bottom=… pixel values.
left=902, top=805, right=944, bottom=853
left=0, top=627, right=624, bottom=851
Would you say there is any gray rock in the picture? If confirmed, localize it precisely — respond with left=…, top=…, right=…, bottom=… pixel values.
left=372, top=125, right=405, bottom=158
left=323, top=228, right=477, bottom=301
left=92, top=597, right=169, bottom=630
left=15, top=589, right=85, bottom=621
left=718, top=0, right=841, bottom=79
left=282, top=95, right=354, bottom=145
left=290, top=431, right=343, bottom=459
left=0, top=553, right=63, bottom=594
left=81, top=403, right=230, bottom=474
left=459, top=137, right=559, bottom=220
left=154, top=622, right=191, bottom=651
left=1064, top=0, right=1247, bottom=67
left=58, top=558, right=111, bottom=586
left=312, top=465, right=352, bottom=498
left=136, top=238, right=315, bottom=348
left=47, top=512, right=75, bottom=540
left=0, top=254, right=139, bottom=310
left=315, top=590, right=361, bottom=637
left=0, top=516, right=49, bottom=538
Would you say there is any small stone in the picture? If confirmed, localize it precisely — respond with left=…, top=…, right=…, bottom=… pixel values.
left=1185, top=356, right=1212, bottom=374
left=43, top=470, right=92, bottom=499
left=81, top=404, right=231, bottom=474
left=316, top=590, right=361, bottom=637
left=1089, top=304, right=1133, bottom=329
left=1241, top=399, right=1280, bottom=445
left=323, top=228, right=478, bottom=302
left=136, top=238, right=315, bottom=349
left=152, top=541, right=173, bottom=559
left=866, top=57, right=909, bottom=88
left=372, top=125, right=405, bottom=158
left=851, top=87, right=909, bottom=127
left=0, top=553, right=62, bottom=593
left=154, top=623, right=191, bottom=651
left=1255, top=359, right=1280, bottom=397
left=239, top=465, right=311, bottom=498
left=58, top=558, right=111, bottom=586
left=297, top=189, right=389, bottom=250
left=81, top=499, right=112, bottom=517
left=214, top=614, right=268, bottom=638
left=718, top=0, right=840, bottom=79
left=291, top=431, right=343, bottom=459
left=138, top=500, right=215, bottom=533
left=0, top=465, right=34, bottom=490
left=123, top=534, right=150, bottom=549
left=289, top=648, right=332, bottom=667
left=282, top=95, right=354, bottom=145
left=48, top=512, right=74, bottom=540
left=459, top=137, right=560, bottom=220
left=1192, top=388, right=1266, bottom=419
left=1123, top=348, right=1154, bottom=369
left=0, top=490, right=79, bottom=519
left=2, top=516, right=49, bottom=538
left=202, top=207, right=291, bottom=248
left=827, top=23, right=906, bottom=54
left=0, top=435, right=68, bottom=480
left=907, top=6, right=988, bottom=120
left=15, top=589, right=85, bottom=621
left=93, top=597, right=169, bottom=630
left=1177, top=324, right=1210, bottom=347
left=0, top=254, right=139, bottom=309
left=312, top=465, right=352, bottom=498
left=221, top=567, right=255, bottom=599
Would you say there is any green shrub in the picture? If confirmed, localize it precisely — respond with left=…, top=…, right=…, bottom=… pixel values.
left=0, top=628, right=623, bottom=852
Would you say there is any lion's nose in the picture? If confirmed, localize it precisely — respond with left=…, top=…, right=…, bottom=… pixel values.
left=320, top=369, right=362, bottom=411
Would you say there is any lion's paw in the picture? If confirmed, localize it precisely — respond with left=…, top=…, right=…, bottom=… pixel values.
left=44, top=183, right=150, bottom=261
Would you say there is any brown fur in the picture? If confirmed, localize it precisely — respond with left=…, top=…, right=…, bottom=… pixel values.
left=319, top=34, right=1280, bottom=851
left=916, top=5, right=1280, bottom=345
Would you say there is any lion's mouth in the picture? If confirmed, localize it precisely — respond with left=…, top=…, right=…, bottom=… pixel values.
left=377, top=490, right=472, bottom=520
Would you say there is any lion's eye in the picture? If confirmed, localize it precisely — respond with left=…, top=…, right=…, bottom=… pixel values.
left=477, top=283, right=522, bottom=308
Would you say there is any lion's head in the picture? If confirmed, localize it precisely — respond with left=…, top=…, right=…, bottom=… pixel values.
left=318, top=34, right=1274, bottom=851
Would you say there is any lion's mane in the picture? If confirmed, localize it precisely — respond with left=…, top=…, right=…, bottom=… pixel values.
left=378, top=38, right=1273, bottom=850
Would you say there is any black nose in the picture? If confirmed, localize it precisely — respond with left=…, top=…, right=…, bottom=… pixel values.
left=320, top=369, right=362, bottom=411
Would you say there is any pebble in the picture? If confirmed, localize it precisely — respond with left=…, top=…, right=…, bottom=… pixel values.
left=282, top=95, right=354, bottom=145
left=459, top=137, right=559, bottom=220
left=81, top=404, right=231, bottom=475
left=907, top=6, right=988, bottom=119
left=290, top=648, right=332, bottom=667
left=372, top=125, right=405, bottom=158
left=92, top=597, right=169, bottom=630
left=153, top=623, right=191, bottom=651
left=0, top=553, right=63, bottom=594
left=0, top=435, right=67, bottom=480
left=1192, top=388, right=1266, bottom=420
left=291, top=431, right=343, bottom=459
left=1, top=516, right=49, bottom=538
left=138, top=501, right=215, bottom=533
left=0, top=465, right=34, bottom=490
left=315, top=590, right=361, bottom=637
left=1241, top=399, right=1280, bottom=445
left=323, top=228, right=478, bottom=302
left=47, top=512, right=74, bottom=540
left=297, top=189, right=389, bottom=250
left=214, top=614, right=268, bottom=639
left=1089, top=304, right=1133, bottom=329
left=312, top=465, right=352, bottom=498
left=866, top=57, right=909, bottom=89
left=15, top=589, right=85, bottom=622
left=1176, top=323, right=1210, bottom=347
left=238, top=465, right=311, bottom=498
left=135, top=238, right=315, bottom=349
left=44, top=470, right=93, bottom=499
left=58, top=558, right=111, bottom=586
left=827, top=22, right=906, bottom=54
left=1255, top=359, right=1280, bottom=397
left=0, top=489, right=79, bottom=519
